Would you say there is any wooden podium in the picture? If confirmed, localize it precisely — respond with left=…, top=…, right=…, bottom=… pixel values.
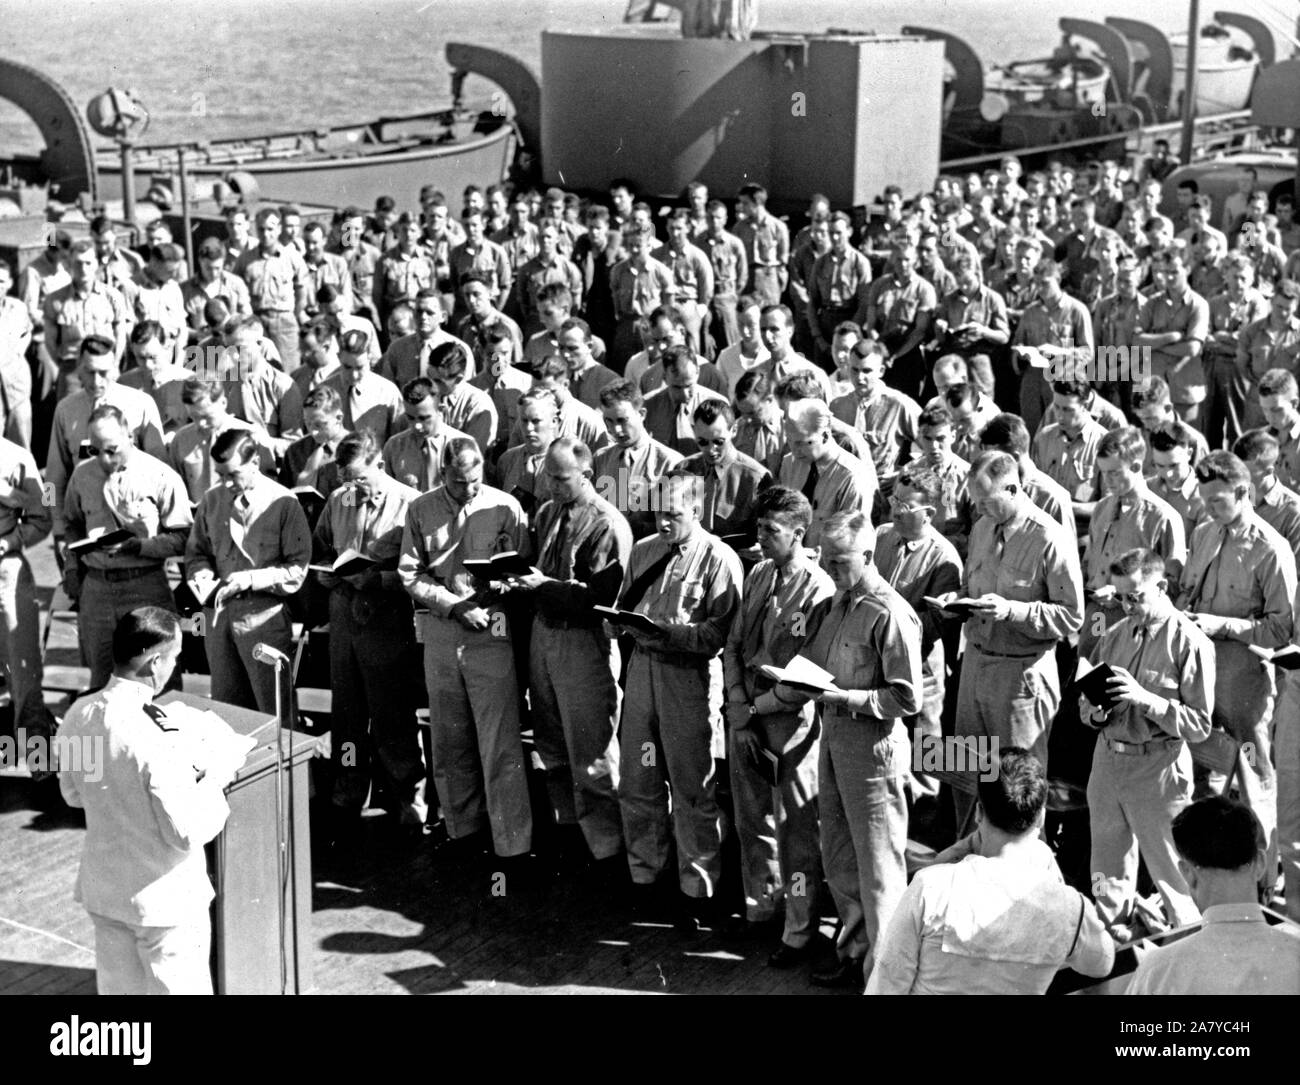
left=159, top=690, right=316, bottom=995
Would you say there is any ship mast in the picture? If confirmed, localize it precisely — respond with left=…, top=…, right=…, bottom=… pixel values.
left=1179, top=0, right=1201, bottom=163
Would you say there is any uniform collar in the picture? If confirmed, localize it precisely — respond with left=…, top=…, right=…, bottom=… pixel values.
left=1201, top=902, right=1267, bottom=925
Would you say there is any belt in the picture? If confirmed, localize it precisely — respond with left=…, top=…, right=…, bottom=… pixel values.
left=825, top=707, right=891, bottom=726
left=971, top=644, right=1048, bottom=660
left=86, top=565, right=163, bottom=583
left=1105, top=735, right=1181, bottom=756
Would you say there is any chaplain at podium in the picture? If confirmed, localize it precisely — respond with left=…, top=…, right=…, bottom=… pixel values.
left=59, top=607, right=234, bottom=994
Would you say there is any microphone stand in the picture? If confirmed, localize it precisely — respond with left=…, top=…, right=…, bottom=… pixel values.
left=261, top=648, right=289, bottom=996
left=274, top=653, right=288, bottom=996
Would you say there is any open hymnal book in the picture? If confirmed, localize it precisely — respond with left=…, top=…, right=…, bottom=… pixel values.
left=1249, top=644, right=1300, bottom=671
left=759, top=654, right=838, bottom=694
left=292, top=485, right=324, bottom=501
left=591, top=605, right=663, bottom=637
left=923, top=595, right=988, bottom=619
left=309, top=549, right=376, bottom=577
left=67, top=528, right=134, bottom=555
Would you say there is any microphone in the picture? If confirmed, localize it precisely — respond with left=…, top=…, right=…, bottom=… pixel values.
left=252, top=642, right=290, bottom=667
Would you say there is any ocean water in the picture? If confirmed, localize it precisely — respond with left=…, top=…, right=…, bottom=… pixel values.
left=0, top=0, right=1293, bottom=149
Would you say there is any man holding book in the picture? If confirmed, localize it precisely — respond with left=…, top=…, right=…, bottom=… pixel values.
left=722, top=486, right=833, bottom=964
left=763, top=511, right=923, bottom=990
left=313, top=431, right=424, bottom=846
left=1079, top=547, right=1213, bottom=937
left=63, top=405, right=191, bottom=688
left=507, top=437, right=632, bottom=870
left=610, top=468, right=742, bottom=928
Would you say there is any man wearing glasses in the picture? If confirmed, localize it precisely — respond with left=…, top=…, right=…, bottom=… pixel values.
left=679, top=399, right=770, bottom=544
left=875, top=467, right=962, bottom=805
left=1080, top=548, right=1213, bottom=939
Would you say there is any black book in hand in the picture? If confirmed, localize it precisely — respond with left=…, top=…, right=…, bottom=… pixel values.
left=462, top=551, right=536, bottom=579
left=1249, top=644, right=1300, bottom=670
left=1068, top=659, right=1122, bottom=710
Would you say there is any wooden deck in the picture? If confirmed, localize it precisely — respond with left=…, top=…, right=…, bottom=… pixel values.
left=0, top=538, right=847, bottom=996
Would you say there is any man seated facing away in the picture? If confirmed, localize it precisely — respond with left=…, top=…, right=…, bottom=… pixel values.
left=1128, top=796, right=1300, bottom=995
left=866, top=747, right=1116, bottom=995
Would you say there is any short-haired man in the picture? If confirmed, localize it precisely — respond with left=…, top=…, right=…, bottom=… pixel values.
left=862, top=243, right=936, bottom=400
left=1147, top=423, right=1207, bottom=539
left=1082, top=427, right=1186, bottom=656
left=807, top=212, right=872, bottom=369
left=325, top=330, right=405, bottom=447
left=875, top=467, right=962, bottom=804
left=232, top=208, right=309, bottom=371
left=120, top=320, right=189, bottom=437
left=679, top=398, right=771, bottom=541
left=764, top=511, right=923, bottom=989
left=593, top=379, right=683, bottom=539
left=1128, top=797, right=1300, bottom=994
left=777, top=399, right=877, bottom=551
left=906, top=404, right=972, bottom=554
left=613, top=469, right=742, bottom=928
left=555, top=317, right=619, bottom=411
left=608, top=227, right=674, bottom=371
left=220, top=315, right=304, bottom=458
left=59, top=607, right=235, bottom=994
left=867, top=748, right=1115, bottom=995
left=46, top=239, right=133, bottom=390
left=398, top=437, right=534, bottom=868
left=377, top=289, right=474, bottom=388
left=1235, top=279, right=1300, bottom=432
left=1093, top=254, right=1148, bottom=418
left=494, top=388, right=558, bottom=514
left=932, top=252, right=1010, bottom=408
left=652, top=209, right=714, bottom=353
left=1032, top=378, right=1107, bottom=528
left=373, top=213, right=436, bottom=329
left=722, top=486, right=834, bottom=961
left=280, top=383, right=350, bottom=503
left=515, top=221, right=583, bottom=338
left=313, top=431, right=425, bottom=845
left=1177, top=451, right=1296, bottom=878
left=449, top=209, right=512, bottom=320
left=381, top=376, right=467, bottom=493
left=1235, top=428, right=1300, bottom=559
left=47, top=337, right=166, bottom=542
left=421, top=340, right=495, bottom=451
left=507, top=437, right=632, bottom=868
left=642, top=346, right=728, bottom=457
left=571, top=205, right=623, bottom=349
left=732, top=370, right=784, bottom=477
left=950, top=451, right=1084, bottom=823
left=1012, top=259, right=1094, bottom=433
left=1258, top=367, right=1300, bottom=490
left=1082, top=548, right=1214, bottom=936
left=1133, top=251, right=1210, bottom=426
left=733, top=183, right=789, bottom=307
left=698, top=199, right=748, bottom=350
left=301, top=220, right=353, bottom=315
left=977, top=411, right=1076, bottom=537
left=626, top=305, right=727, bottom=398
left=830, top=339, right=921, bottom=501
left=169, top=378, right=266, bottom=506
left=1199, top=254, right=1268, bottom=449
left=185, top=429, right=312, bottom=712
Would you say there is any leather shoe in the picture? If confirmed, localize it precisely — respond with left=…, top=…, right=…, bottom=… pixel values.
left=810, top=957, right=865, bottom=990
left=767, top=943, right=811, bottom=969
